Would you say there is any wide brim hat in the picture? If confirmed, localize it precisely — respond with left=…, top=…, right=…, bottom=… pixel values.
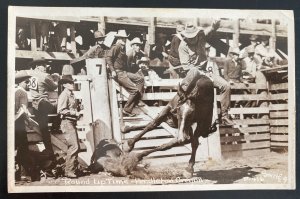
left=247, top=46, right=255, bottom=54
left=229, top=47, right=240, bottom=55
left=114, top=30, right=129, bottom=38
left=181, top=23, right=200, bottom=38
left=137, top=57, right=150, bottom=64
left=94, top=30, right=106, bottom=39
left=27, top=57, right=48, bottom=69
left=130, top=37, right=143, bottom=46
left=260, top=35, right=270, bottom=42
left=15, top=70, right=32, bottom=84
left=58, top=75, right=74, bottom=84
left=249, top=34, right=258, bottom=41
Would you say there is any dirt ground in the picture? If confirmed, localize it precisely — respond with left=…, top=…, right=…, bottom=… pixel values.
left=17, top=151, right=288, bottom=186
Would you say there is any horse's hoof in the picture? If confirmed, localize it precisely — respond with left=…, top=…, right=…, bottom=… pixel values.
left=182, top=169, right=193, bottom=179
left=122, top=139, right=134, bottom=152
left=121, top=125, right=131, bottom=134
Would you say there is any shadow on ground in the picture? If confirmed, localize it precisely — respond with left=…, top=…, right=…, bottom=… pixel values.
left=194, top=166, right=269, bottom=184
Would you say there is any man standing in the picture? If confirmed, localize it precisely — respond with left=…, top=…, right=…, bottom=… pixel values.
left=57, top=75, right=80, bottom=178
left=15, top=72, right=32, bottom=181
left=82, top=30, right=107, bottom=59
left=22, top=58, right=58, bottom=157
left=106, top=30, right=144, bottom=117
left=127, top=37, right=144, bottom=73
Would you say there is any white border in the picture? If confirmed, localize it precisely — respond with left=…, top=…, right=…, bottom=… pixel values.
left=7, top=6, right=296, bottom=192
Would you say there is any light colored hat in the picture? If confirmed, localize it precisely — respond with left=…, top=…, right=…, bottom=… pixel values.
left=137, top=57, right=150, bottom=64
left=15, top=70, right=32, bottom=84
left=115, top=30, right=129, bottom=38
left=130, top=37, right=143, bottom=46
left=229, top=47, right=240, bottom=55
left=247, top=46, right=255, bottom=54
left=94, top=30, right=106, bottom=39
left=182, top=22, right=200, bottom=38
left=62, top=64, right=75, bottom=75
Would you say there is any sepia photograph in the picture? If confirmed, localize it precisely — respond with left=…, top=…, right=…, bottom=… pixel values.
left=7, top=7, right=296, bottom=192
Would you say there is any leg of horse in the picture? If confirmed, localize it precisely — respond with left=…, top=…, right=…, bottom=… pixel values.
left=121, top=124, right=148, bottom=134
left=184, top=128, right=199, bottom=178
left=135, top=137, right=191, bottom=161
left=123, top=105, right=172, bottom=152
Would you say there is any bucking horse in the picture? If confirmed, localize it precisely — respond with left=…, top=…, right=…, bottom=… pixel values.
left=89, top=74, right=217, bottom=178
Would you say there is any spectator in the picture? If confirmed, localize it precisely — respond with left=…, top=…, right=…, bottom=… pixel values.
left=81, top=30, right=107, bottom=59
left=168, top=24, right=185, bottom=78
left=255, top=36, right=281, bottom=68
left=57, top=75, right=81, bottom=178
left=223, top=47, right=244, bottom=84
left=127, top=37, right=145, bottom=73
left=106, top=30, right=144, bottom=117
left=18, top=57, right=58, bottom=158
left=240, top=34, right=258, bottom=59
left=14, top=72, right=32, bottom=181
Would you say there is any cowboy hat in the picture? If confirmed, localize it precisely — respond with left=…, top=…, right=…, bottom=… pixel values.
left=229, top=47, right=240, bottom=55
left=27, top=57, right=48, bottom=69
left=249, top=35, right=258, bottom=41
left=130, top=37, right=143, bottom=46
left=94, top=30, right=106, bottom=39
left=260, top=35, right=270, bottom=42
left=115, top=30, right=129, bottom=38
left=62, top=64, right=75, bottom=75
left=181, top=22, right=200, bottom=38
left=58, top=75, right=74, bottom=84
left=247, top=46, right=255, bottom=54
left=15, top=70, right=32, bottom=84
left=137, top=57, right=150, bottom=64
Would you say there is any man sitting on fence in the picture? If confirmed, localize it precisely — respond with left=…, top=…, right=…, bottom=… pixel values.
left=106, top=30, right=144, bottom=117
left=82, top=30, right=107, bottom=59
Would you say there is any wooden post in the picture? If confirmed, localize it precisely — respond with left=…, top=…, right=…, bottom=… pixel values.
left=86, top=59, right=113, bottom=148
left=98, top=16, right=106, bottom=33
left=232, top=19, right=240, bottom=48
left=270, top=19, right=276, bottom=51
left=30, top=21, right=37, bottom=51
left=70, top=24, right=76, bottom=54
left=148, top=17, right=156, bottom=45
left=206, top=89, right=222, bottom=160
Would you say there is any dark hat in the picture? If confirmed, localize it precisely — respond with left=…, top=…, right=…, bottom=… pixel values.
left=15, top=70, right=32, bottom=84
left=58, top=75, right=74, bottom=84
left=27, top=57, right=48, bottom=69
left=137, top=57, right=150, bottom=64
left=260, top=35, right=270, bottom=42
left=249, top=35, right=258, bottom=41
left=94, top=30, right=106, bottom=39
